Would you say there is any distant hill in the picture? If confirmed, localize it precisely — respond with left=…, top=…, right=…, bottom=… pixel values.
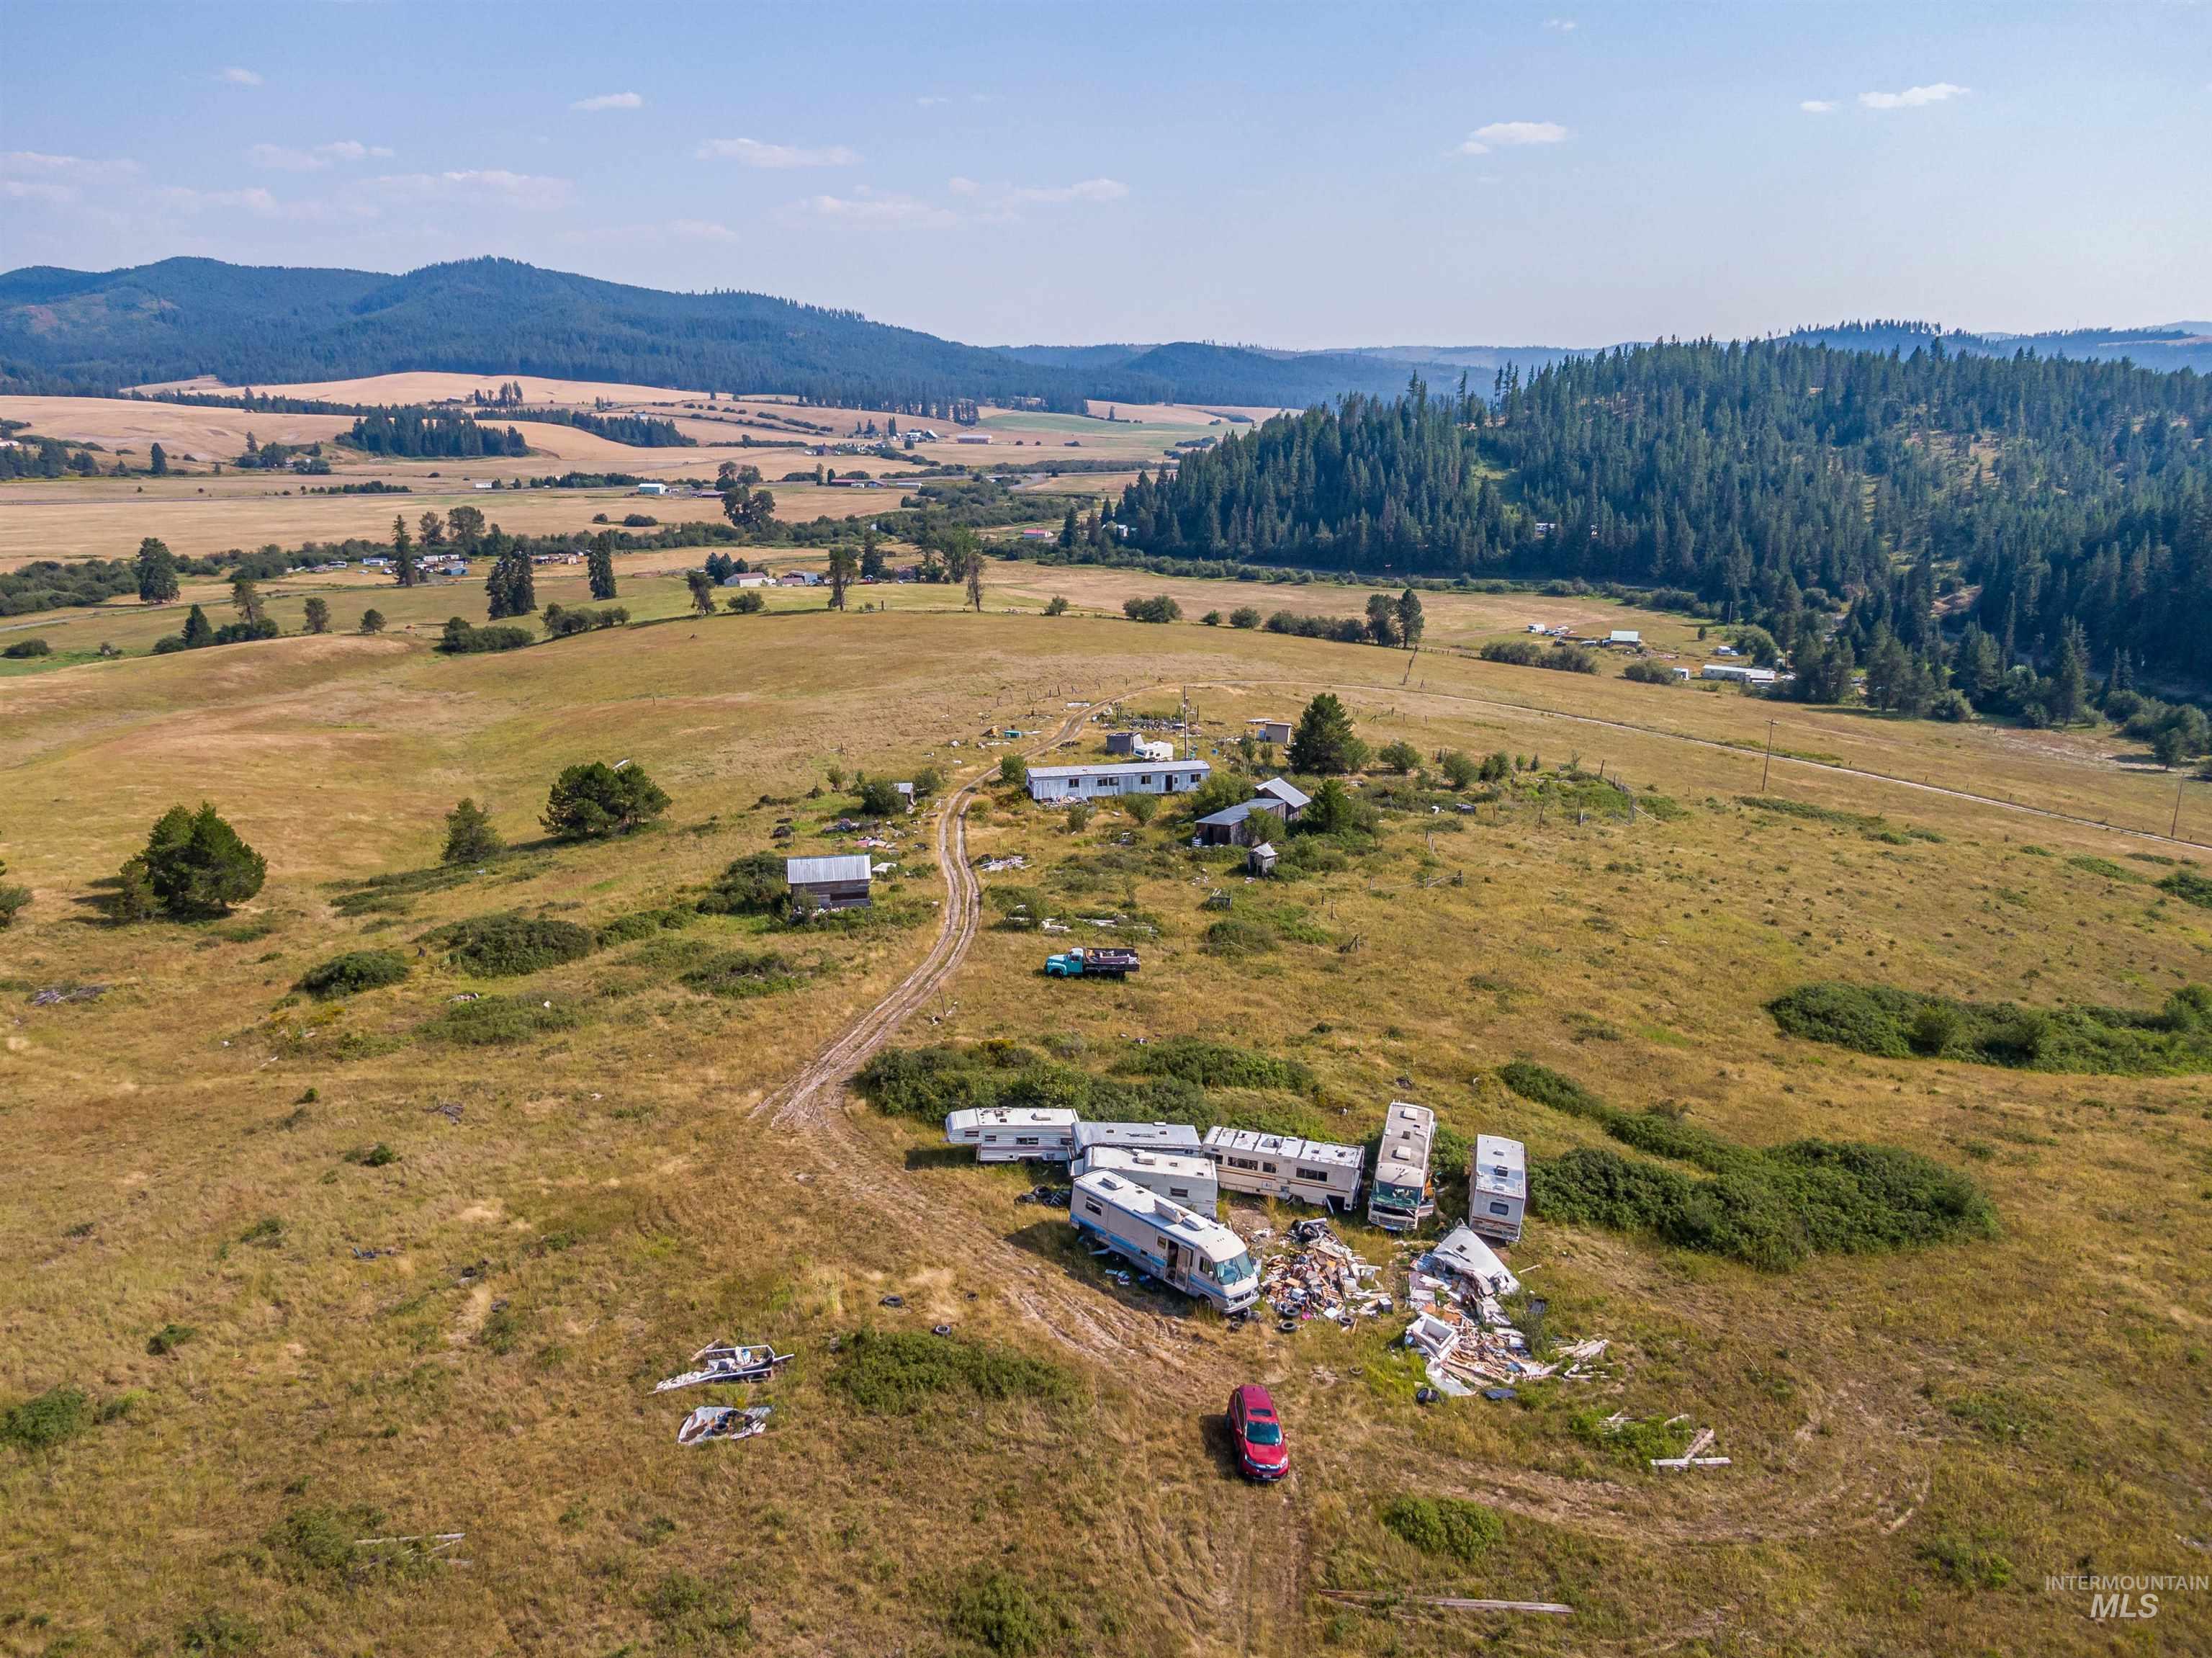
left=1779, top=318, right=2212, bottom=374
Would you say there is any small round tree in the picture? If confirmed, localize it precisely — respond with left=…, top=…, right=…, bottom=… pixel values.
left=442, top=798, right=504, bottom=864
left=541, top=761, right=670, bottom=840
left=998, top=753, right=1029, bottom=788
left=302, top=597, right=331, bottom=635
left=1288, top=692, right=1361, bottom=774
left=360, top=609, right=387, bottom=635
left=130, top=802, right=266, bottom=918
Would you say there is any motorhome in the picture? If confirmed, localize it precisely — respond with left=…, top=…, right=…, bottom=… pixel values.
left=1467, top=1134, right=1527, bottom=1245
left=1070, top=1145, right=1218, bottom=1212
left=1367, top=1101, right=1437, bottom=1232
left=1069, top=1121, right=1204, bottom=1158
left=1201, top=1128, right=1364, bottom=1210
left=943, top=1107, right=1078, bottom=1162
left=1070, top=1170, right=1259, bottom=1313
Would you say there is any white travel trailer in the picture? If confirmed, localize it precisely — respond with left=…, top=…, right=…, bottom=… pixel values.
left=1071, top=1145, right=1218, bottom=1212
left=943, top=1107, right=1078, bottom=1163
left=1070, top=1121, right=1205, bottom=1158
left=1468, top=1134, right=1527, bottom=1245
left=1201, top=1128, right=1364, bottom=1210
left=1069, top=1170, right=1259, bottom=1313
left=1367, top=1101, right=1437, bottom=1232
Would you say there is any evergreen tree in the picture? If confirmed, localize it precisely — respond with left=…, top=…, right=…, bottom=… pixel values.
left=587, top=533, right=617, bottom=601
left=181, top=604, right=215, bottom=647
left=2051, top=619, right=2090, bottom=725
left=392, top=515, right=418, bottom=588
left=302, top=597, right=330, bottom=634
left=1395, top=587, right=1425, bottom=648
left=687, top=570, right=717, bottom=614
left=130, top=802, right=266, bottom=918
left=230, top=576, right=266, bottom=627
left=135, top=537, right=180, bottom=604
left=441, top=798, right=503, bottom=864
left=860, top=523, right=884, bottom=580
left=485, top=534, right=536, bottom=619
left=418, top=510, right=446, bottom=549
left=445, top=504, right=486, bottom=553
left=1058, top=504, right=1079, bottom=549
left=0, top=853, right=25, bottom=930
left=542, top=761, right=670, bottom=839
left=359, top=608, right=386, bottom=635
left=1288, top=693, right=1359, bottom=774
left=827, top=542, right=856, bottom=610
left=148, top=442, right=168, bottom=476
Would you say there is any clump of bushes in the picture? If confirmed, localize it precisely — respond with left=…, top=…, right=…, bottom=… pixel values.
left=1202, top=915, right=1279, bottom=956
left=2, top=1385, right=91, bottom=1452
left=1380, top=1495, right=1503, bottom=1560
left=115, top=802, right=266, bottom=920
left=829, top=1328, right=1069, bottom=1415
left=2163, top=869, right=2212, bottom=908
left=2, top=637, right=52, bottom=658
left=678, top=949, right=804, bottom=998
left=947, top=1569, right=1053, bottom=1657
left=1115, top=1036, right=1314, bottom=1093
left=1122, top=593, right=1182, bottom=624
left=1481, top=637, right=1599, bottom=674
left=1621, top=657, right=1678, bottom=684
left=540, top=602, right=628, bottom=637
left=296, top=949, right=409, bottom=999
left=598, top=905, right=695, bottom=944
left=541, top=760, right=670, bottom=840
left=148, top=1323, right=198, bottom=1355
left=1507, top=1061, right=1998, bottom=1269
left=1768, top=980, right=2212, bottom=1075
left=432, top=913, right=597, bottom=977
left=421, top=995, right=581, bottom=1046
left=437, top=617, right=533, bottom=654
left=696, top=851, right=787, bottom=915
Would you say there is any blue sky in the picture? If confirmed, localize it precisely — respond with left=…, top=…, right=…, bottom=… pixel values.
left=3, top=1, right=2206, bottom=348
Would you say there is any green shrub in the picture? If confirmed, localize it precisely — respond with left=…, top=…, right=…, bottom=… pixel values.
left=1769, top=980, right=2212, bottom=1075
left=260, top=1504, right=431, bottom=1582
left=1622, top=657, right=1677, bottom=684
left=422, top=995, right=581, bottom=1046
left=1568, top=1407, right=1696, bottom=1466
left=596, top=905, right=696, bottom=944
left=857, top=776, right=907, bottom=817
left=433, top=913, right=596, bottom=976
left=441, top=798, right=503, bottom=864
left=678, top=949, right=805, bottom=998
left=1123, top=593, right=1182, bottom=623
left=1480, top=637, right=1599, bottom=674
left=436, top=617, right=532, bottom=654
left=148, top=1323, right=198, bottom=1355
left=1115, top=1036, right=1315, bottom=1093
left=1380, top=1495, right=1503, bottom=1560
left=2162, top=869, right=2212, bottom=908
left=176, top=1608, right=261, bottom=1653
left=2, top=1385, right=91, bottom=1452
left=296, top=949, right=409, bottom=999
left=1203, top=915, right=1279, bottom=955
left=947, top=1569, right=1051, bottom=1657
left=2, top=637, right=53, bottom=658
left=999, top=753, right=1029, bottom=787
left=696, top=851, right=788, bottom=915
left=1499, top=1059, right=1607, bottom=1118
left=829, top=1328, right=1068, bottom=1415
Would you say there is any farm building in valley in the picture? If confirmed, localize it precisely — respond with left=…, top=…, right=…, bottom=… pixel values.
left=785, top=853, right=873, bottom=911
left=1025, top=760, right=1210, bottom=802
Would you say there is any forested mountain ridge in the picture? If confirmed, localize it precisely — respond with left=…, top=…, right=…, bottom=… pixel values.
left=0, top=256, right=1450, bottom=411
left=1110, top=339, right=2212, bottom=695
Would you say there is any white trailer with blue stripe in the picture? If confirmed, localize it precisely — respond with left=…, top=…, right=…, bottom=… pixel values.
left=1070, top=1170, right=1259, bottom=1313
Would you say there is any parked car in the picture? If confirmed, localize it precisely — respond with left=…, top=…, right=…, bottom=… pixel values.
left=1228, top=1384, right=1289, bottom=1482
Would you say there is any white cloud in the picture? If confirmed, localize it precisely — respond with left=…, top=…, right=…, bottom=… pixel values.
left=369, top=169, right=572, bottom=210
left=798, top=192, right=956, bottom=228
left=158, top=184, right=282, bottom=217
left=217, top=66, right=262, bottom=86
left=1800, top=99, right=1838, bottom=114
left=246, top=140, right=393, bottom=172
left=3, top=179, right=77, bottom=205
left=946, top=175, right=979, bottom=195
left=2, top=150, right=138, bottom=177
left=916, top=94, right=950, bottom=107
left=669, top=218, right=738, bottom=242
left=697, top=137, right=860, bottom=168
left=571, top=91, right=643, bottom=112
left=1005, top=176, right=1128, bottom=205
left=1544, top=17, right=1576, bottom=30
left=1457, top=120, right=1571, bottom=155
left=1859, top=82, right=1968, bottom=109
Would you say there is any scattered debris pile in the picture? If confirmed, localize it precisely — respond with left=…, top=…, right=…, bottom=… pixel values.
left=1259, top=1219, right=1389, bottom=1328
left=1016, top=1184, right=1071, bottom=1207
left=1594, top=1412, right=1732, bottom=1470
left=1403, top=1224, right=1608, bottom=1394
left=654, top=1341, right=793, bottom=1393
left=29, top=985, right=107, bottom=1007
left=677, top=1404, right=772, bottom=1447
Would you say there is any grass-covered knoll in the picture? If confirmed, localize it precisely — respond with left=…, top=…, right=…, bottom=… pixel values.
left=1503, top=1061, right=1997, bottom=1270
left=427, top=911, right=598, bottom=977
left=827, top=1328, right=1070, bottom=1415
left=1768, top=980, right=2212, bottom=1075
left=295, top=948, right=408, bottom=999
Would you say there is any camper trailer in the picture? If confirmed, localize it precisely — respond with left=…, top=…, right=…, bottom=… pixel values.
left=1070, top=1170, right=1259, bottom=1313
left=943, top=1107, right=1078, bottom=1163
left=1467, top=1134, right=1527, bottom=1245
left=1201, top=1128, right=1364, bottom=1210
left=1367, top=1101, right=1437, bottom=1232
left=1071, top=1145, right=1219, bottom=1212
left=1070, top=1121, right=1204, bottom=1158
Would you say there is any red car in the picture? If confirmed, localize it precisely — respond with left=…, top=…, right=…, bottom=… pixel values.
left=1228, top=1384, right=1289, bottom=1482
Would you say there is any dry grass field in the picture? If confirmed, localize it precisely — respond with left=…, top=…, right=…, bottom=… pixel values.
left=3, top=547, right=2210, bottom=1656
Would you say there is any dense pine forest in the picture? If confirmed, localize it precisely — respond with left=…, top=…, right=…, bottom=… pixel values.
left=341, top=410, right=531, bottom=459
left=1112, top=340, right=2212, bottom=698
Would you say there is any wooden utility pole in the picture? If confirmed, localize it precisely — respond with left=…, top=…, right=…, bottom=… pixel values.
left=2174, top=774, right=2185, bottom=840
left=1760, top=719, right=1776, bottom=793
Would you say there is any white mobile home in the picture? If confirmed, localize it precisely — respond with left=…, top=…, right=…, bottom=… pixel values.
left=1467, top=1134, right=1527, bottom=1245
left=943, top=1106, right=1079, bottom=1162
left=1367, top=1101, right=1437, bottom=1232
left=1701, top=663, right=1779, bottom=686
left=1069, top=1170, right=1259, bottom=1313
left=1202, top=1128, right=1364, bottom=1210
left=1025, top=760, right=1210, bottom=803
left=1070, top=1121, right=1205, bottom=1158
left=1071, top=1145, right=1219, bottom=1212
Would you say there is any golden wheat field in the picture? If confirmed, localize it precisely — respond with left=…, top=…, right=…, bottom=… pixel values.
left=2, top=526, right=2209, bottom=1657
